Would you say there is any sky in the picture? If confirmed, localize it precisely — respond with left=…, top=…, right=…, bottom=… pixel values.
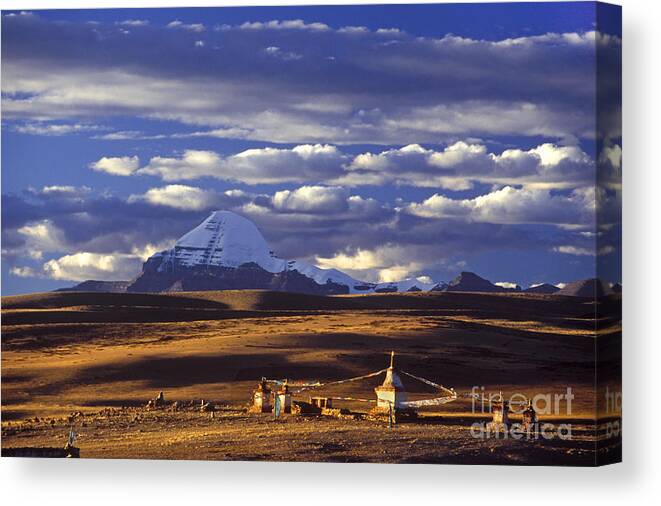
left=1, top=3, right=622, bottom=295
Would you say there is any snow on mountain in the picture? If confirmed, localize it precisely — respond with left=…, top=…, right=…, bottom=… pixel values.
left=155, top=210, right=288, bottom=273
left=288, top=260, right=372, bottom=293
left=374, top=277, right=438, bottom=293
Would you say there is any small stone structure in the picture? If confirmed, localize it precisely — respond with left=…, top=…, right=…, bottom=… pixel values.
left=146, top=391, right=167, bottom=409
left=250, top=378, right=272, bottom=413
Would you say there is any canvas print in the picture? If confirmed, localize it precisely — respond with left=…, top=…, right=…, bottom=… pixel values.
left=1, top=2, right=621, bottom=465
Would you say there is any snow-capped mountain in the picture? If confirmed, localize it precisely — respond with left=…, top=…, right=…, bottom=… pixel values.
left=126, top=210, right=433, bottom=295
left=147, top=211, right=288, bottom=274
left=372, top=277, right=438, bottom=293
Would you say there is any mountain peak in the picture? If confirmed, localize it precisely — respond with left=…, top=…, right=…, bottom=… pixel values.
left=524, top=283, right=560, bottom=294
left=446, top=271, right=503, bottom=292
left=555, top=278, right=613, bottom=297
left=171, top=210, right=286, bottom=273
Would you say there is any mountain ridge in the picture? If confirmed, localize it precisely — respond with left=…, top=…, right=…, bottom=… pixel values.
left=56, top=210, right=620, bottom=297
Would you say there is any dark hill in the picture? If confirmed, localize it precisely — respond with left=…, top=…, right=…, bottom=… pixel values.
left=445, top=271, right=504, bottom=293
left=524, top=283, right=560, bottom=294
left=556, top=278, right=613, bottom=297
left=56, top=280, right=130, bottom=293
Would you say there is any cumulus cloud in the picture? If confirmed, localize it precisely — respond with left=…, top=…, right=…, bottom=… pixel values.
left=10, top=239, right=176, bottom=282
left=271, top=186, right=348, bottom=213
left=494, top=281, right=519, bottom=289
left=90, top=156, right=140, bottom=176
left=342, top=141, right=594, bottom=189
left=315, top=244, right=426, bottom=283
left=95, top=141, right=594, bottom=189
left=128, top=185, right=218, bottom=211
left=405, top=186, right=595, bottom=227
left=42, top=251, right=143, bottom=281
left=17, top=219, right=67, bottom=253
left=130, top=145, right=346, bottom=184
left=128, top=185, right=227, bottom=211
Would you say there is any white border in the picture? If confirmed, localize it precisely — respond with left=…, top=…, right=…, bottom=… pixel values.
left=2, top=1, right=660, bottom=505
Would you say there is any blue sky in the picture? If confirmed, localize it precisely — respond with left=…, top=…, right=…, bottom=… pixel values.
left=1, top=3, right=621, bottom=295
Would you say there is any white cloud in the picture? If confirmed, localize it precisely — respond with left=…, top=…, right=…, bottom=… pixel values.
left=495, top=281, right=518, bottom=289
left=42, top=251, right=143, bottom=281
left=264, top=46, right=302, bottom=61
left=93, top=131, right=167, bottom=141
left=130, top=240, right=175, bottom=260
left=128, top=185, right=221, bottom=211
left=13, top=122, right=104, bottom=136
left=166, top=20, right=205, bottom=32
left=315, top=245, right=424, bottom=283
left=90, top=155, right=140, bottom=176
left=405, top=186, right=594, bottom=227
left=272, top=186, right=348, bottom=213
left=10, top=266, right=38, bottom=278
left=553, top=245, right=594, bottom=256
left=342, top=141, right=594, bottom=189
left=338, top=26, right=369, bottom=34
left=17, top=219, right=67, bottom=252
left=600, top=144, right=621, bottom=171
left=95, top=141, right=594, bottom=190
left=225, top=19, right=330, bottom=31
left=116, top=19, right=149, bottom=27
left=599, top=144, right=622, bottom=191
left=136, top=150, right=221, bottom=181
left=553, top=244, right=615, bottom=256
left=376, top=28, right=402, bottom=36
left=135, top=145, right=345, bottom=184
left=40, top=185, right=90, bottom=195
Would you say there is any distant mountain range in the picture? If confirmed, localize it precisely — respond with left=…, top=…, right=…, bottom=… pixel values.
left=59, top=210, right=620, bottom=298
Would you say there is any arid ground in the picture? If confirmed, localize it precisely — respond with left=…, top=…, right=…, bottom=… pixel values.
left=1, top=290, right=621, bottom=465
